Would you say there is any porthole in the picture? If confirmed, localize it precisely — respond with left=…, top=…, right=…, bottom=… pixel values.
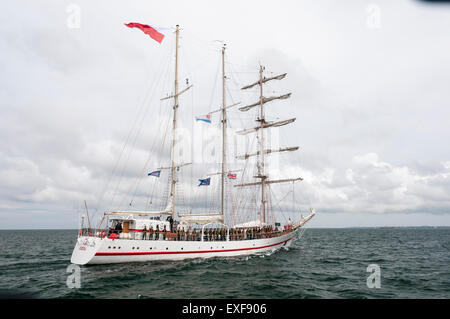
left=113, top=247, right=116, bottom=249
left=166, top=247, right=168, bottom=250
left=108, top=246, right=111, bottom=249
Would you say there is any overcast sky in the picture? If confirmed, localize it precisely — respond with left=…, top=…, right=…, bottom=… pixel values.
left=1, top=0, right=450, bottom=229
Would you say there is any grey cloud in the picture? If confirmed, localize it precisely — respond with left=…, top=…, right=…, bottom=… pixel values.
left=1, top=0, right=450, bottom=228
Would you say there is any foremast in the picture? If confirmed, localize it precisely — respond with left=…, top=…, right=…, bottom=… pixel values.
left=236, top=66, right=302, bottom=224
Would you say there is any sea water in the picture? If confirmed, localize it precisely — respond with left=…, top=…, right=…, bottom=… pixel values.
left=0, top=228, right=448, bottom=299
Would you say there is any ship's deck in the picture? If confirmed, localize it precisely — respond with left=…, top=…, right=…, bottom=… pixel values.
left=78, top=226, right=296, bottom=242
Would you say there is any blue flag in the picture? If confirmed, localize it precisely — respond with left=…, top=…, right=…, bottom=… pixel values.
left=148, top=170, right=161, bottom=177
left=198, top=177, right=211, bottom=186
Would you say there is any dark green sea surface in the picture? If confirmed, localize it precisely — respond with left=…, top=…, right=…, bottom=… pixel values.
left=0, top=228, right=449, bottom=299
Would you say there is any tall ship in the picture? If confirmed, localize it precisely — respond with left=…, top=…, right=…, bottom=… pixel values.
left=71, top=25, right=315, bottom=265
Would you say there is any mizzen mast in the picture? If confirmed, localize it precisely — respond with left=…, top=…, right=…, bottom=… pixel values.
left=236, top=66, right=301, bottom=224
left=169, top=25, right=180, bottom=219
left=160, top=25, right=192, bottom=218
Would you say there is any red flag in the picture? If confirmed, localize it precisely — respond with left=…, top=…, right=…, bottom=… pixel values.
left=125, top=23, right=165, bottom=43
left=227, top=173, right=237, bottom=179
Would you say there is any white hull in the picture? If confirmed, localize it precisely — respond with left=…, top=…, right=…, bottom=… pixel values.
left=71, top=230, right=298, bottom=265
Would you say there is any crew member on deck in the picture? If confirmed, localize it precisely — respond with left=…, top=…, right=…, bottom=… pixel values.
left=142, top=225, right=147, bottom=240
left=114, top=222, right=122, bottom=234
left=149, top=226, right=154, bottom=240
left=155, top=225, right=160, bottom=240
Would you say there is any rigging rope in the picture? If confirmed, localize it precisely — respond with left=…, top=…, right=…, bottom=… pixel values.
left=93, top=34, right=174, bottom=227
left=112, top=37, right=174, bottom=210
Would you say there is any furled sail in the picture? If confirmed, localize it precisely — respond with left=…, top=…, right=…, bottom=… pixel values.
left=160, top=84, right=193, bottom=101
left=239, top=93, right=291, bottom=112
left=236, top=118, right=296, bottom=135
left=235, top=177, right=303, bottom=187
left=178, top=213, right=224, bottom=224
left=104, top=210, right=172, bottom=216
left=234, top=220, right=266, bottom=228
left=236, top=146, right=299, bottom=160
left=241, top=73, right=287, bottom=90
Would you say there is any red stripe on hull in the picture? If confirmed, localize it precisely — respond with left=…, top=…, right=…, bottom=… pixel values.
left=95, top=238, right=292, bottom=256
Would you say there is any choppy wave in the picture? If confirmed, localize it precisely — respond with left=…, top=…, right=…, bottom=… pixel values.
left=0, top=228, right=449, bottom=298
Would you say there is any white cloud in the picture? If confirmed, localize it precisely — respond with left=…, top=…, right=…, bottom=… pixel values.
left=1, top=0, right=450, bottom=228
left=282, top=152, right=450, bottom=215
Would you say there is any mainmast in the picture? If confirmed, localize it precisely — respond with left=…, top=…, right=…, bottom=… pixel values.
left=221, top=44, right=227, bottom=221
left=206, top=45, right=241, bottom=223
left=236, top=66, right=302, bottom=224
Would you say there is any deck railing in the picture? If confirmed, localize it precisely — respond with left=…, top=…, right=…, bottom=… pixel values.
left=78, top=228, right=109, bottom=237
left=78, top=227, right=295, bottom=241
